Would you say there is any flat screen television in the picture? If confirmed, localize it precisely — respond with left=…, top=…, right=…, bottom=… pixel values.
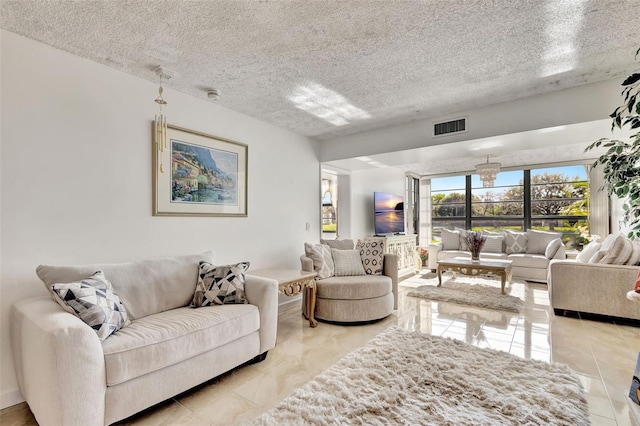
left=374, top=192, right=405, bottom=235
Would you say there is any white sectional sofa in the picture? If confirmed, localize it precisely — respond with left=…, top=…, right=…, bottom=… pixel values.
left=428, top=229, right=566, bottom=283
left=10, top=252, right=278, bottom=426
left=548, top=234, right=640, bottom=320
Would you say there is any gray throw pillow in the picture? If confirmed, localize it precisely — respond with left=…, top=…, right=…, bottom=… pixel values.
left=304, top=242, right=334, bottom=279
left=483, top=235, right=504, bottom=253
left=331, top=249, right=366, bottom=276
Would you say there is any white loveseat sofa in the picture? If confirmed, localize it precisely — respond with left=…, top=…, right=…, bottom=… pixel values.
left=428, top=229, right=566, bottom=283
left=10, top=251, right=278, bottom=426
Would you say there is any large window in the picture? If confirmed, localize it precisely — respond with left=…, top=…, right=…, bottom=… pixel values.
left=431, top=165, right=590, bottom=249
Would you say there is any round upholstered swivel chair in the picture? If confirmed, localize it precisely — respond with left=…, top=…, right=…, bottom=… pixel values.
left=301, top=239, right=398, bottom=323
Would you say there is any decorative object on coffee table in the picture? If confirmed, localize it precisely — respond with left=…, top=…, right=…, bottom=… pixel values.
left=250, top=327, right=588, bottom=425
left=464, top=230, right=487, bottom=261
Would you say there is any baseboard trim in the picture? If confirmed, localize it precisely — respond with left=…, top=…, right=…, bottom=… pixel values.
left=1, top=389, right=25, bottom=410
left=278, top=297, right=301, bottom=313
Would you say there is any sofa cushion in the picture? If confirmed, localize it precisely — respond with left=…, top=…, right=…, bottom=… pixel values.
left=576, top=241, right=601, bottom=263
left=356, top=239, right=384, bottom=275
left=101, top=305, right=259, bottom=386
left=504, top=230, right=527, bottom=254
left=483, top=235, right=504, bottom=253
left=51, top=271, right=129, bottom=342
left=507, top=254, right=550, bottom=269
left=441, top=229, right=460, bottom=250
left=544, top=238, right=563, bottom=259
left=304, top=243, right=334, bottom=279
left=526, top=230, right=561, bottom=255
left=37, top=252, right=215, bottom=320
left=190, top=261, right=250, bottom=307
left=331, top=249, right=366, bottom=276
left=316, top=275, right=392, bottom=300
left=321, top=239, right=355, bottom=250
left=599, top=235, right=633, bottom=265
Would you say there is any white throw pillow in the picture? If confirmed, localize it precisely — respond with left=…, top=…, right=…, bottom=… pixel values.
left=526, top=229, right=561, bottom=255
left=304, top=243, right=334, bottom=279
left=441, top=229, right=460, bottom=250
left=504, top=230, right=527, bottom=254
left=627, top=240, right=640, bottom=266
left=331, top=249, right=366, bottom=276
left=544, top=238, right=563, bottom=259
left=455, top=227, right=471, bottom=251
left=576, top=242, right=601, bottom=263
left=599, top=234, right=618, bottom=252
left=599, top=235, right=633, bottom=265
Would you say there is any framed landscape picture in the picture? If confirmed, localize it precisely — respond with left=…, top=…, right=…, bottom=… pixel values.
left=153, top=123, right=248, bottom=216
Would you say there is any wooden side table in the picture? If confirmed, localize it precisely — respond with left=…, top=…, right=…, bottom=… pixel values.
left=250, top=269, right=318, bottom=327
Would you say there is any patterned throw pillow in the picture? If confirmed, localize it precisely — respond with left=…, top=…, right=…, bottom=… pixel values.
left=504, top=230, right=527, bottom=254
left=356, top=239, right=385, bottom=275
left=304, top=242, right=334, bottom=279
left=191, top=261, right=250, bottom=307
left=51, top=271, right=130, bottom=342
left=331, top=249, right=366, bottom=276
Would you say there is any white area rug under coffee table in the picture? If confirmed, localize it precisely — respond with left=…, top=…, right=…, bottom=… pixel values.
left=250, top=327, right=588, bottom=425
left=407, top=274, right=526, bottom=313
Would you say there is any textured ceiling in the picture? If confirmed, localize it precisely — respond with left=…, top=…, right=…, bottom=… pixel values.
left=2, top=0, right=639, bottom=173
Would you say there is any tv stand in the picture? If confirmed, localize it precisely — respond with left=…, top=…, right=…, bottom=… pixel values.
left=365, top=234, right=417, bottom=277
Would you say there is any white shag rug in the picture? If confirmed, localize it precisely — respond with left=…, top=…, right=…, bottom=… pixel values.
left=407, top=275, right=526, bottom=312
left=250, top=327, right=588, bottom=426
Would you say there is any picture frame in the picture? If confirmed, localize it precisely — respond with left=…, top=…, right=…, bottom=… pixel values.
left=152, top=123, right=248, bottom=217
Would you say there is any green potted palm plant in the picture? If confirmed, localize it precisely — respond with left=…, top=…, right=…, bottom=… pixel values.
left=585, top=47, right=640, bottom=239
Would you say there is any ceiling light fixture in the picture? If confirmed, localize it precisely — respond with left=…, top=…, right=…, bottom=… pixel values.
left=475, top=155, right=501, bottom=187
left=154, top=66, right=174, bottom=173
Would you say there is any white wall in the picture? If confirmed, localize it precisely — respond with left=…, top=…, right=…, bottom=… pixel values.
left=0, top=31, right=320, bottom=407
left=348, top=168, right=406, bottom=240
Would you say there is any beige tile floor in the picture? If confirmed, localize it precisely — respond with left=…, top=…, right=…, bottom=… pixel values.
left=2, top=270, right=640, bottom=425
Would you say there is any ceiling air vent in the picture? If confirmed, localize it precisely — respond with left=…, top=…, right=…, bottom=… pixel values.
left=433, top=117, right=467, bottom=137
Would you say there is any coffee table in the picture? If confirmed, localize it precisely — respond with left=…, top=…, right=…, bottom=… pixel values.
left=436, top=257, right=513, bottom=295
left=250, top=268, right=318, bottom=327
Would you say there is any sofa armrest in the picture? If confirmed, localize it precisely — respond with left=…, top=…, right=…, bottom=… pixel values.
left=244, top=275, right=278, bottom=354
left=300, top=255, right=314, bottom=273
left=11, top=296, right=106, bottom=426
left=428, top=243, right=442, bottom=270
left=548, top=260, right=640, bottom=319
left=383, top=254, right=399, bottom=310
